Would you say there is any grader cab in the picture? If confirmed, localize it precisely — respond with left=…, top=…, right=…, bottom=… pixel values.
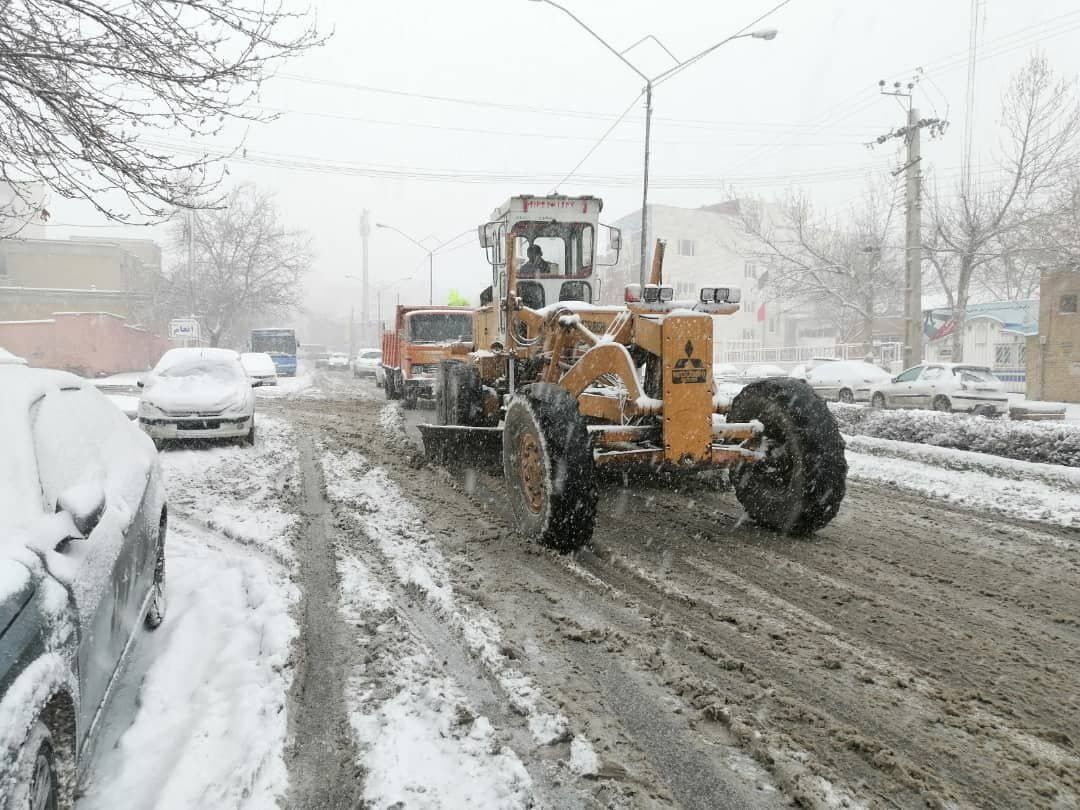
left=419, top=194, right=846, bottom=551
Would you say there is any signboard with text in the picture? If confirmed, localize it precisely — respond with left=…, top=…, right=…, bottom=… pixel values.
left=169, top=319, right=200, bottom=340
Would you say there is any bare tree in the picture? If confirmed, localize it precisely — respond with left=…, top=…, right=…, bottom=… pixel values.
left=925, top=55, right=1080, bottom=360
left=737, top=182, right=905, bottom=352
left=163, top=185, right=312, bottom=347
left=0, top=0, right=324, bottom=234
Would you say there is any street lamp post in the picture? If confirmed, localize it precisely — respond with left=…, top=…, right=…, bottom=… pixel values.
left=347, top=274, right=414, bottom=333
left=528, top=0, right=777, bottom=286
left=375, top=223, right=440, bottom=304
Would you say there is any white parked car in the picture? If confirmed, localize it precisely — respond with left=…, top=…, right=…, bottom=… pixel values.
left=713, top=362, right=740, bottom=380
left=352, top=349, right=382, bottom=380
left=0, top=347, right=27, bottom=365
left=789, top=357, right=837, bottom=380
left=869, top=363, right=1008, bottom=415
left=326, top=352, right=350, bottom=371
left=240, top=352, right=278, bottom=387
left=806, top=360, right=891, bottom=403
left=137, top=348, right=256, bottom=447
left=742, top=363, right=787, bottom=380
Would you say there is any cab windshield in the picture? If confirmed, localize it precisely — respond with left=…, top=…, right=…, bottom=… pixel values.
left=512, top=221, right=595, bottom=279
left=408, top=313, right=472, bottom=343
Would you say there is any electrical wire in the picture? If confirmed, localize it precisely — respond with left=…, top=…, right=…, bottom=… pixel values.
left=554, top=92, right=643, bottom=191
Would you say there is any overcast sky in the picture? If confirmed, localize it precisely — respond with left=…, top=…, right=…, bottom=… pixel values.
left=44, top=0, right=1080, bottom=323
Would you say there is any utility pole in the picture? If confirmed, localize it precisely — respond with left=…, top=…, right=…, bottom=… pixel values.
left=872, top=79, right=947, bottom=370
left=904, top=105, right=923, bottom=371
left=639, top=82, right=653, bottom=285
left=359, top=209, right=371, bottom=346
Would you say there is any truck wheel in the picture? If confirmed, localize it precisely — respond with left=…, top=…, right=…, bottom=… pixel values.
left=503, top=383, right=597, bottom=552
left=403, top=386, right=418, bottom=410
left=728, top=377, right=846, bottom=536
left=385, top=369, right=401, bottom=401
left=438, top=361, right=484, bottom=426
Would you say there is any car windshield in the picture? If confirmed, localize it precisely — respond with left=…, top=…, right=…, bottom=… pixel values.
left=954, top=367, right=998, bottom=383
left=408, top=313, right=472, bottom=343
left=361, top=351, right=381, bottom=360
left=251, top=333, right=295, bottom=354
left=157, top=358, right=243, bottom=382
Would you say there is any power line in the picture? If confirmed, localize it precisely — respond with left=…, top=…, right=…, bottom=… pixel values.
left=555, top=92, right=643, bottom=191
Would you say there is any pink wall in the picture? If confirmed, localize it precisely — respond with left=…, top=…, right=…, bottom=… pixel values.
left=0, top=312, right=169, bottom=376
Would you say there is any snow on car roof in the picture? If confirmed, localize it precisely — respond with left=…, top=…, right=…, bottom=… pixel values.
left=155, top=347, right=240, bottom=369
left=0, top=347, right=28, bottom=365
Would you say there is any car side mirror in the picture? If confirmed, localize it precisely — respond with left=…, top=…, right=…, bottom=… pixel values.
left=136, top=378, right=145, bottom=388
left=55, top=482, right=106, bottom=541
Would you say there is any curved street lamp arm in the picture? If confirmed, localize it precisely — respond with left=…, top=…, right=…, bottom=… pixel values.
left=530, top=0, right=649, bottom=83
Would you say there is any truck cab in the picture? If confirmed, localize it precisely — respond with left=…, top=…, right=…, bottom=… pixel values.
left=476, top=196, right=621, bottom=343
left=381, top=306, right=474, bottom=408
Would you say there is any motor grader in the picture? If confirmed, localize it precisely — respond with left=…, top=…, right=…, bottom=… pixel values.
left=419, top=194, right=846, bottom=551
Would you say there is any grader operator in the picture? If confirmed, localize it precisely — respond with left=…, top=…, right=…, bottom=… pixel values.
left=419, top=194, right=847, bottom=551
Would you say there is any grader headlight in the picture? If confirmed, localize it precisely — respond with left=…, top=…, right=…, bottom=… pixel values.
left=700, top=286, right=742, bottom=304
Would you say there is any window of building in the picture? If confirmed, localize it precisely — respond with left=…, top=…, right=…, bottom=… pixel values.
left=744, top=262, right=757, bottom=280
left=741, top=328, right=755, bottom=340
left=768, top=316, right=777, bottom=333
left=1061, top=294, right=1078, bottom=314
left=994, top=344, right=1013, bottom=366
left=676, top=239, right=696, bottom=257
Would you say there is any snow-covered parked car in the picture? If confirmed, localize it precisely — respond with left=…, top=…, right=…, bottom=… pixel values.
left=806, top=360, right=891, bottom=403
left=0, top=364, right=167, bottom=809
left=713, top=363, right=740, bottom=380
left=240, top=352, right=278, bottom=387
left=0, top=347, right=27, bottom=365
left=351, top=349, right=382, bottom=380
left=789, top=357, right=837, bottom=380
left=742, top=363, right=787, bottom=380
left=869, top=363, right=1008, bottom=415
left=137, top=348, right=256, bottom=448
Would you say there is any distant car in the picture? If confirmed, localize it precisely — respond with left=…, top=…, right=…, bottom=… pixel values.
left=351, top=349, right=382, bottom=380
left=806, top=360, right=891, bottom=403
left=137, top=348, right=256, bottom=447
left=742, top=363, right=787, bottom=380
left=326, top=352, right=350, bottom=371
left=869, top=363, right=1008, bottom=415
left=240, top=352, right=279, bottom=387
left=0, top=364, right=167, bottom=810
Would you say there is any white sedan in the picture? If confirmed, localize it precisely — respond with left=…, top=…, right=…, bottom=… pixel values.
left=806, top=360, right=891, bottom=403
left=138, top=348, right=256, bottom=447
left=351, top=349, right=382, bottom=380
left=240, top=352, right=278, bottom=387
left=326, top=352, right=350, bottom=371
left=869, top=363, right=1008, bottom=415
left=742, top=363, right=787, bottom=380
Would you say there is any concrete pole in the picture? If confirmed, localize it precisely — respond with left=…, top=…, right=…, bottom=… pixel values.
left=360, top=209, right=371, bottom=345
left=639, top=81, right=653, bottom=288
left=904, top=106, right=923, bottom=369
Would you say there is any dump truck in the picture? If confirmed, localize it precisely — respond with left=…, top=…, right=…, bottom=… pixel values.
left=419, top=194, right=847, bottom=550
left=381, top=305, right=475, bottom=409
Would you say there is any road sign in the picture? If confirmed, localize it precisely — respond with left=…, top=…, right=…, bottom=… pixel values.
left=169, top=318, right=200, bottom=340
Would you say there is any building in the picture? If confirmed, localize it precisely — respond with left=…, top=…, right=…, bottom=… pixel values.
left=923, top=300, right=1037, bottom=390
left=0, top=236, right=160, bottom=322
left=597, top=202, right=779, bottom=360
left=597, top=201, right=904, bottom=368
left=1027, top=270, right=1079, bottom=403
left=0, top=181, right=48, bottom=239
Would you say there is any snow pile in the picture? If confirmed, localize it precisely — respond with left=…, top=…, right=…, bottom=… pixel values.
left=846, top=451, right=1080, bottom=527
left=321, top=450, right=573, bottom=748
left=162, top=414, right=299, bottom=565
left=568, top=736, right=599, bottom=776
left=830, top=403, right=1080, bottom=467
left=76, top=520, right=298, bottom=810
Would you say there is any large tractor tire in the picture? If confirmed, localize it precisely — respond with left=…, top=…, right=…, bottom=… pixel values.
left=503, top=383, right=597, bottom=552
left=728, top=377, right=846, bottom=535
left=437, top=360, right=485, bottom=426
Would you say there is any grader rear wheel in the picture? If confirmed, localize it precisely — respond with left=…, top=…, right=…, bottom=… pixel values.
left=503, top=383, right=597, bottom=552
left=728, top=377, right=847, bottom=535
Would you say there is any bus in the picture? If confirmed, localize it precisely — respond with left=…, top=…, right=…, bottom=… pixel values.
left=250, top=328, right=298, bottom=377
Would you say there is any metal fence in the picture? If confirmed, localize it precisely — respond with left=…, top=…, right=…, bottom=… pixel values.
left=718, top=341, right=905, bottom=368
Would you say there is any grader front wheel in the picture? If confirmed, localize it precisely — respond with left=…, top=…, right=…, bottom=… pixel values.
left=728, top=377, right=847, bottom=535
left=503, top=383, right=597, bottom=552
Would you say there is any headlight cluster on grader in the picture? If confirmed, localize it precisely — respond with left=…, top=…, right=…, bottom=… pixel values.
left=419, top=194, right=847, bottom=551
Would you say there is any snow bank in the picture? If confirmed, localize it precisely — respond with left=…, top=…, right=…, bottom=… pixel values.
left=846, top=450, right=1080, bottom=528
left=76, top=520, right=298, bottom=810
left=162, top=414, right=299, bottom=566
left=831, top=403, right=1080, bottom=467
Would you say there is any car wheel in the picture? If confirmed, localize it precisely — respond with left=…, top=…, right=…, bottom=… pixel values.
left=9, top=721, right=59, bottom=810
left=145, top=514, right=167, bottom=630
left=838, top=388, right=855, bottom=404
left=871, top=393, right=886, bottom=409
left=932, top=395, right=952, bottom=412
